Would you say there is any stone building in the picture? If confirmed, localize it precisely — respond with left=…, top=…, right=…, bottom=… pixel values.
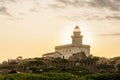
left=69, top=52, right=87, bottom=61
left=55, top=26, right=90, bottom=59
left=43, top=25, right=90, bottom=59
left=42, top=52, right=63, bottom=59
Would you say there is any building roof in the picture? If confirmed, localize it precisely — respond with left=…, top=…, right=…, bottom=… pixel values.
left=74, top=25, right=80, bottom=32
left=75, top=25, right=79, bottom=29
left=42, top=52, right=62, bottom=56
left=55, top=44, right=90, bottom=49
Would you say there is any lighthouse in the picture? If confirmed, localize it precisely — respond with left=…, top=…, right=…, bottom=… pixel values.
left=71, top=26, right=83, bottom=45
left=43, top=25, right=90, bottom=59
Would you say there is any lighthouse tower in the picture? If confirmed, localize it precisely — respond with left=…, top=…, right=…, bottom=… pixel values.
left=71, top=26, right=83, bottom=45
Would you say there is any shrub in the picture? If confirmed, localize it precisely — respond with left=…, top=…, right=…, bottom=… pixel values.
left=0, top=72, right=83, bottom=80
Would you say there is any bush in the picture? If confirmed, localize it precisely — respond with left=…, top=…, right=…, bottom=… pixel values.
left=86, top=73, right=120, bottom=80
left=0, top=72, right=83, bottom=80
left=1, top=72, right=120, bottom=80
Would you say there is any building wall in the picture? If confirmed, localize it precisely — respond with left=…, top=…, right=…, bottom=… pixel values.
left=53, top=52, right=63, bottom=58
left=43, top=52, right=63, bottom=59
left=55, top=46, right=90, bottom=59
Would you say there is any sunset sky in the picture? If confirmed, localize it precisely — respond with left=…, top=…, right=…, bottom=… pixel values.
left=0, top=0, right=120, bottom=62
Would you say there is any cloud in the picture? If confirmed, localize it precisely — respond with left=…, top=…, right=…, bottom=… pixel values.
left=0, top=0, right=40, bottom=17
left=106, top=15, right=120, bottom=20
left=0, top=0, right=16, bottom=3
left=86, top=15, right=120, bottom=20
left=0, top=0, right=17, bottom=16
left=55, top=0, right=87, bottom=7
left=0, top=6, right=11, bottom=16
left=89, top=0, right=120, bottom=11
left=9, top=0, right=17, bottom=2
left=0, top=0, right=119, bottom=21
left=48, top=4, right=65, bottom=9
left=56, top=0, right=120, bottom=11
left=46, top=0, right=119, bottom=21
left=98, top=33, right=120, bottom=36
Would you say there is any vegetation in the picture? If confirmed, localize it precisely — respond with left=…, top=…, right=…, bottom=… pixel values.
left=0, top=72, right=120, bottom=80
left=117, top=64, right=120, bottom=73
left=96, top=64, right=115, bottom=72
left=0, top=72, right=82, bottom=80
left=8, top=70, right=17, bottom=74
left=1, top=56, right=120, bottom=80
left=86, top=73, right=120, bottom=80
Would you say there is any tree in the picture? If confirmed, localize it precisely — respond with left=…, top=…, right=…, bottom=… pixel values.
left=117, top=64, right=120, bottom=73
left=97, top=64, right=114, bottom=72
left=8, top=70, right=17, bottom=74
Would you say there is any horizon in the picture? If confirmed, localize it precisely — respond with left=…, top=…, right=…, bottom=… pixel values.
left=0, top=0, right=120, bottom=62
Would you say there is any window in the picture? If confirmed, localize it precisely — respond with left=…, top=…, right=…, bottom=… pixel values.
left=69, top=49, right=71, bottom=52
left=66, top=49, right=68, bottom=52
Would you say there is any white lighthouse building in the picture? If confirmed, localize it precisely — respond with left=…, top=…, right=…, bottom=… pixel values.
left=43, top=26, right=90, bottom=59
